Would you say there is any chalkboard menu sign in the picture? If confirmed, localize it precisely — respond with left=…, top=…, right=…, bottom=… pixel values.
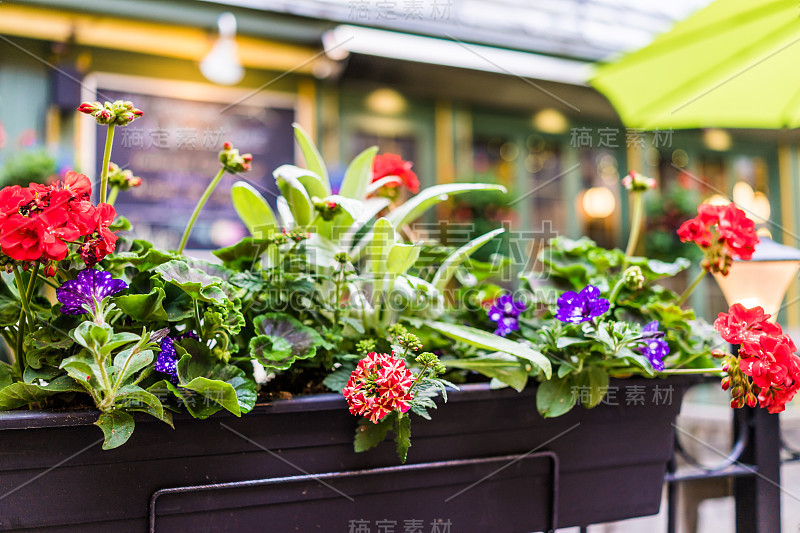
left=96, top=88, right=294, bottom=250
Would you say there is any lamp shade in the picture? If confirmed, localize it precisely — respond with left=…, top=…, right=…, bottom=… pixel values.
left=712, top=237, right=800, bottom=319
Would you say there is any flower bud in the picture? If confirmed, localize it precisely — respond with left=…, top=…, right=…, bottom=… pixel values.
left=43, top=260, right=58, bottom=277
left=622, top=266, right=645, bottom=291
left=77, top=101, right=101, bottom=114
left=621, top=171, right=657, bottom=192
left=218, top=142, right=252, bottom=173
left=721, top=376, right=731, bottom=391
left=731, top=398, right=745, bottom=409
left=746, top=393, right=758, bottom=408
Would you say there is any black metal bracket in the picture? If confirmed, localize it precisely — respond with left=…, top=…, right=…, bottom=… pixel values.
left=149, top=451, right=560, bottom=533
left=665, top=404, right=783, bottom=533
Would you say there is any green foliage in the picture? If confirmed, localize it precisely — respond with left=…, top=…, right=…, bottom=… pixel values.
left=0, top=149, right=56, bottom=187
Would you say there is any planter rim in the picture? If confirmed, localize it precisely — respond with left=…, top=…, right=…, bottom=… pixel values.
left=0, top=375, right=701, bottom=431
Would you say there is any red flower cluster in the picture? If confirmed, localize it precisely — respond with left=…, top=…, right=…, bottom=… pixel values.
left=343, top=352, right=414, bottom=423
left=677, top=203, right=759, bottom=275
left=0, top=172, right=118, bottom=272
left=372, top=153, right=420, bottom=194
left=715, top=304, right=800, bottom=413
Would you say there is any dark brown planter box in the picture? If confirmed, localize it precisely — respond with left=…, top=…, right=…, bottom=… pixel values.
left=0, top=377, right=693, bottom=532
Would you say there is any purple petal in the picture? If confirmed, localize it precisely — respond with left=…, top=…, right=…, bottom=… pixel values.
left=557, top=291, right=581, bottom=308
left=579, top=285, right=602, bottom=300
left=56, top=278, right=93, bottom=315
left=587, top=297, right=610, bottom=318
left=643, top=321, right=659, bottom=333
left=155, top=337, right=179, bottom=383
left=80, top=269, right=127, bottom=301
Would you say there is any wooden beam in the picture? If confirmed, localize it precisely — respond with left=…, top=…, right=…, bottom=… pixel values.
left=0, top=3, right=330, bottom=74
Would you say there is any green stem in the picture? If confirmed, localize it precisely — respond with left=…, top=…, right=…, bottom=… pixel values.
left=623, top=192, right=645, bottom=263
left=107, top=186, right=120, bottom=206
left=657, top=368, right=723, bottom=375
left=26, top=263, right=39, bottom=302
left=13, top=266, right=35, bottom=334
left=14, top=313, right=25, bottom=379
left=677, top=269, right=706, bottom=306
left=178, top=167, right=226, bottom=254
left=607, top=277, right=626, bottom=306
left=99, top=124, right=116, bottom=205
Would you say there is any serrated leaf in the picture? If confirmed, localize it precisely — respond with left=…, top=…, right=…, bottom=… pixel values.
left=154, top=260, right=226, bottom=304
left=354, top=413, right=394, bottom=453
left=95, top=410, right=135, bottom=450
left=115, top=287, right=169, bottom=322
left=395, top=414, right=412, bottom=464
left=323, top=360, right=356, bottom=393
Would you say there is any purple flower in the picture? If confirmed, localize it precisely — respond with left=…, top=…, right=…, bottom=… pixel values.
left=555, top=285, right=610, bottom=324
left=155, top=337, right=179, bottom=383
left=639, top=321, right=668, bottom=372
left=56, top=269, right=127, bottom=316
left=176, top=331, right=199, bottom=341
left=488, top=294, right=527, bottom=337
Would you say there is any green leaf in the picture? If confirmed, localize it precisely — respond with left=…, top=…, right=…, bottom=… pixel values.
left=0, top=275, right=22, bottom=326
left=249, top=313, right=324, bottom=371
left=442, top=353, right=528, bottom=392
left=427, top=322, right=552, bottom=379
left=274, top=166, right=313, bottom=226
left=354, top=413, right=394, bottom=453
left=108, top=215, right=132, bottom=232
left=25, top=328, right=73, bottom=369
left=368, top=217, right=395, bottom=275
left=109, top=239, right=178, bottom=272
left=386, top=242, right=421, bottom=275
left=154, top=260, right=226, bottom=304
left=113, top=347, right=154, bottom=387
left=576, top=367, right=609, bottom=408
left=249, top=335, right=294, bottom=369
left=212, top=237, right=271, bottom=270
left=293, top=122, right=330, bottom=190
left=175, top=344, right=257, bottom=416
left=536, top=375, right=576, bottom=418
left=431, top=228, right=505, bottom=290
left=95, top=410, right=135, bottom=450
left=115, top=385, right=171, bottom=426
left=116, top=287, right=169, bottom=322
left=395, top=414, right=412, bottom=464
left=385, top=183, right=507, bottom=228
left=0, top=363, right=11, bottom=389
left=323, top=360, right=357, bottom=393
left=339, top=146, right=378, bottom=200
left=231, top=181, right=278, bottom=238
left=178, top=372, right=241, bottom=417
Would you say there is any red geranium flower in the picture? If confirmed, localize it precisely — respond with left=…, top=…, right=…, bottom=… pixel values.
left=0, top=214, right=44, bottom=261
left=54, top=171, right=92, bottom=201
left=372, top=153, right=420, bottom=194
left=677, top=202, right=759, bottom=274
left=713, top=303, right=783, bottom=344
left=739, top=333, right=800, bottom=414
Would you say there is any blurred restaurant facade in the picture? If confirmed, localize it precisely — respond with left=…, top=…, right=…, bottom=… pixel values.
left=1, top=0, right=799, bottom=326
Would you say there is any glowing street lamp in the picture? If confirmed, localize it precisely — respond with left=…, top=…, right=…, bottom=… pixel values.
left=712, top=237, right=800, bottom=320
